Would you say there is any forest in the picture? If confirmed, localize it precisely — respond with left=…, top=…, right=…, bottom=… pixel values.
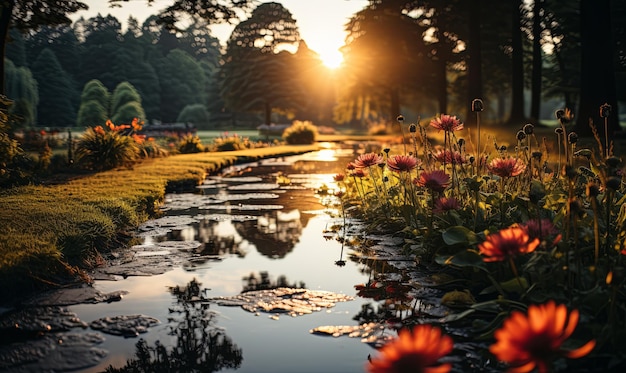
left=1, top=0, right=625, bottom=135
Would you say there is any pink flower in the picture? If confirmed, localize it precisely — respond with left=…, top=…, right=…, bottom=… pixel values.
left=350, top=169, right=367, bottom=178
left=353, top=153, right=384, bottom=168
left=414, top=170, right=450, bottom=193
left=488, top=157, right=526, bottom=178
left=387, top=155, right=418, bottom=173
left=430, top=114, right=464, bottom=132
left=432, top=149, right=466, bottom=164
left=433, top=197, right=461, bottom=213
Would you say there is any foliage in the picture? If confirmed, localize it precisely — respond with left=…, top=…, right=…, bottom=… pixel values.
left=75, top=119, right=143, bottom=171
left=334, top=108, right=626, bottom=370
left=282, top=120, right=318, bottom=145
left=176, top=134, right=205, bottom=154
left=206, top=132, right=266, bottom=152
left=110, top=82, right=145, bottom=123
left=31, top=48, right=78, bottom=127
left=4, top=59, right=38, bottom=128
left=177, top=104, right=210, bottom=128
left=77, top=79, right=110, bottom=127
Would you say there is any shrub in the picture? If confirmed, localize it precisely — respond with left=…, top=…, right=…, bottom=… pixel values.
left=76, top=125, right=139, bottom=171
left=282, top=121, right=318, bottom=145
left=177, top=104, right=210, bottom=129
left=177, top=134, right=205, bottom=153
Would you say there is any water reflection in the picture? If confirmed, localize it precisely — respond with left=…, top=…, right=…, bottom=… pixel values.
left=104, top=279, right=242, bottom=373
left=241, top=271, right=305, bottom=292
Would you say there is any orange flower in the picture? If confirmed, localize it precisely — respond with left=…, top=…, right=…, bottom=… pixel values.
left=488, top=157, right=526, bottom=178
left=94, top=126, right=105, bottom=136
left=132, top=133, right=146, bottom=144
left=354, top=153, right=384, bottom=168
left=490, top=301, right=595, bottom=373
left=367, top=325, right=453, bottom=373
left=429, top=114, right=463, bottom=132
left=387, top=155, right=418, bottom=173
left=414, top=170, right=450, bottom=193
left=131, top=117, right=143, bottom=131
left=479, top=227, right=540, bottom=262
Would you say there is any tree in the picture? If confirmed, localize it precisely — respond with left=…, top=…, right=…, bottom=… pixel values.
left=5, top=59, right=38, bottom=128
left=341, top=0, right=429, bottom=123
left=220, top=2, right=303, bottom=125
left=31, top=48, right=78, bottom=127
left=77, top=79, right=110, bottom=127
left=157, top=49, right=207, bottom=123
left=0, top=0, right=88, bottom=94
left=575, top=0, right=620, bottom=136
left=110, top=82, right=145, bottom=124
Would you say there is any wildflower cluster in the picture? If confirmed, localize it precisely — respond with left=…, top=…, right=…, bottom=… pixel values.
left=332, top=104, right=625, bottom=371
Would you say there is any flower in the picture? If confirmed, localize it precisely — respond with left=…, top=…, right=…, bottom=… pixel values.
left=432, top=149, right=466, bottom=164
left=433, top=197, right=461, bottom=214
left=429, top=114, right=464, bottom=132
left=519, top=219, right=561, bottom=247
left=414, top=170, right=450, bottom=193
left=387, top=155, right=418, bottom=173
left=479, top=227, right=540, bottom=262
left=367, top=325, right=453, bottom=373
left=94, top=126, right=105, bottom=136
left=490, top=301, right=596, bottom=373
left=333, top=173, right=345, bottom=182
left=354, top=153, right=384, bottom=168
left=488, top=157, right=526, bottom=178
left=350, top=169, right=367, bottom=178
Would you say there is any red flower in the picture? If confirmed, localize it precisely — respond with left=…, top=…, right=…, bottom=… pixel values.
left=433, top=197, right=461, bottom=214
left=429, top=114, right=464, bottom=132
left=333, top=173, right=345, bottom=182
left=414, top=170, right=450, bottom=193
left=387, top=155, right=418, bottom=173
left=350, top=169, right=367, bottom=178
left=367, top=325, right=453, bottom=373
left=488, top=157, right=526, bottom=178
left=490, top=301, right=595, bottom=373
left=520, top=219, right=562, bottom=247
left=479, top=227, right=540, bottom=262
left=354, top=153, right=384, bottom=168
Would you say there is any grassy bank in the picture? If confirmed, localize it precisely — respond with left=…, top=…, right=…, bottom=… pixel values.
left=0, top=144, right=321, bottom=302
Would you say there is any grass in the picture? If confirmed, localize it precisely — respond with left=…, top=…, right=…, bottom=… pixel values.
left=0, top=144, right=322, bottom=302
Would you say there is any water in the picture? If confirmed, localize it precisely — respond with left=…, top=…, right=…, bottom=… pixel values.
left=2, top=146, right=382, bottom=372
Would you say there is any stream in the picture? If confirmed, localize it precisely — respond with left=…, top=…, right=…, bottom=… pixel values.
left=1, top=144, right=398, bottom=373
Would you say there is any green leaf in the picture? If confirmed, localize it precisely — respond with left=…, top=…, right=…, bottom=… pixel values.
left=442, top=226, right=477, bottom=246
left=435, top=249, right=486, bottom=270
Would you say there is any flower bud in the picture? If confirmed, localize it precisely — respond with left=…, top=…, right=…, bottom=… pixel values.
left=397, top=115, right=404, bottom=123
left=523, top=123, right=534, bottom=135
left=568, top=132, right=578, bottom=144
left=409, top=123, right=417, bottom=133
left=471, top=99, right=484, bottom=112
left=600, top=103, right=611, bottom=118
left=516, top=131, right=526, bottom=141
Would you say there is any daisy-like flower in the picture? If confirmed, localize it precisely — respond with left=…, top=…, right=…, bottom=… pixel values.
left=433, top=197, right=461, bottom=214
left=387, top=155, right=419, bottom=173
left=432, top=149, right=466, bottom=164
left=350, top=169, right=367, bottom=178
left=479, top=227, right=540, bottom=262
left=367, top=325, right=453, bottom=373
left=353, top=153, right=384, bottom=168
left=490, top=301, right=595, bottom=373
left=414, top=170, right=450, bottom=193
left=429, top=114, right=464, bottom=132
left=488, top=157, right=526, bottom=178
left=333, top=173, right=345, bottom=182
left=519, top=219, right=562, bottom=248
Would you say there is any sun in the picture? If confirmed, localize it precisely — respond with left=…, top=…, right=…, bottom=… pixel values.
left=319, top=48, right=344, bottom=69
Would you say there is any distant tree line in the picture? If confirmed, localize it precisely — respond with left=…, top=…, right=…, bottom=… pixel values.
left=1, top=0, right=625, bottom=135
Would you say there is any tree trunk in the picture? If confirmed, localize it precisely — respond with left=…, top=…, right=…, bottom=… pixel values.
left=264, top=101, right=272, bottom=125
left=467, top=0, right=483, bottom=124
left=436, top=58, right=448, bottom=114
left=530, top=0, right=543, bottom=123
left=509, top=0, right=525, bottom=125
left=576, top=0, right=620, bottom=137
left=390, top=87, right=400, bottom=123
left=0, top=1, right=16, bottom=95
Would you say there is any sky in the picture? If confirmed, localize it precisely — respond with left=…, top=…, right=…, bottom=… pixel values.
left=72, top=0, right=369, bottom=68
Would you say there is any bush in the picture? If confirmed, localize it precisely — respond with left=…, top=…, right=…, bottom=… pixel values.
left=282, top=121, right=318, bottom=145
left=177, top=104, right=210, bottom=129
left=177, top=134, right=205, bottom=153
left=76, top=125, right=139, bottom=171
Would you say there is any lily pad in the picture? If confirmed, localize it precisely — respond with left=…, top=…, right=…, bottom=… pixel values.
left=90, top=314, right=160, bottom=337
left=211, top=288, right=353, bottom=318
left=310, top=322, right=392, bottom=348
